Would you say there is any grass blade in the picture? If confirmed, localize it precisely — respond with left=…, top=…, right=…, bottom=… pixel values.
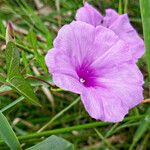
left=129, top=107, right=150, bottom=150
left=0, top=96, right=24, bottom=113
left=38, top=97, right=80, bottom=132
left=140, top=0, right=150, bottom=79
left=0, top=112, right=21, bottom=150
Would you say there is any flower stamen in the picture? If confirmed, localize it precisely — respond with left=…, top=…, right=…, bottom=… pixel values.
left=79, top=78, right=85, bottom=83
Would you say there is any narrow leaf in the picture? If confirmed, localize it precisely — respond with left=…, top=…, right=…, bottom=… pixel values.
left=129, top=107, right=150, bottom=150
left=140, top=0, right=150, bottom=80
left=0, top=112, right=21, bottom=150
left=1, top=96, right=24, bottom=113
left=26, top=135, right=74, bottom=150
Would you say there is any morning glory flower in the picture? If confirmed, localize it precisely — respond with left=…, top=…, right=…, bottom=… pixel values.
left=45, top=21, right=144, bottom=122
left=76, top=2, right=144, bottom=62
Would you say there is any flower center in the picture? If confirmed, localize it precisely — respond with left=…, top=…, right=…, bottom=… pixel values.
left=76, top=64, right=98, bottom=87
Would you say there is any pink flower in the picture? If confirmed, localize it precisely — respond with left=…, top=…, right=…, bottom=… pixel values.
left=45, top=21, right=144, bottom=122
left=76, top=2, right=144, bottom=62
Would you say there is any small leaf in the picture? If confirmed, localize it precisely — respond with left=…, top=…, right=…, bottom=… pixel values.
left=26, top=135, right=74, bottom=150
left=5, top=42, right=40, bottom=106
left=0, top=112, right=21, bottom=150
left=5, top=22, right=15, bottom=44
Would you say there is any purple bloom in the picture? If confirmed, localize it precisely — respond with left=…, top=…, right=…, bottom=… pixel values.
left=76, top=2, right=144, bottom=62
left=45, top=21, right=144, bottom=122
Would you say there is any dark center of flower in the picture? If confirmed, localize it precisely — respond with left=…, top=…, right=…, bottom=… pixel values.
left=76, top=64, right=98, bottom=87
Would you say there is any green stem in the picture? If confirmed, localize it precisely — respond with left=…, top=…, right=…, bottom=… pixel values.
left=20, top=122, right=110, bottom=141
left=0, top=114, right=145, bottom=145
left=140, top=0, right=150, bottom=80
left=118, top=0, right=123, bottom=14
left=124, top=0, right=128, bottom=13
left=38, top=97, right=80, bottom=132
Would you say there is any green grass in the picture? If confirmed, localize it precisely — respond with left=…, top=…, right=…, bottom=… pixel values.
left=0, top=0, right=150, bottom=149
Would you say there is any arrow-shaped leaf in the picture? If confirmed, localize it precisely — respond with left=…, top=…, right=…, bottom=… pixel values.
left=5, top=42, right=40, bottom=106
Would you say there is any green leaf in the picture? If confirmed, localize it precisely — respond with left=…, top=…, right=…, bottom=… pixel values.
left=0, top=112, right=21, bottom=150
left=6, top=74, right=40, bottom=106
left=5, top=42, right=40, bottom=106
left=0, top=73, right=6, bottom=83
left=5, top=42, right=20, bottom=78
left=0, top=76, right=52, bottom=94
left=26, top=135, right=74, bottom=150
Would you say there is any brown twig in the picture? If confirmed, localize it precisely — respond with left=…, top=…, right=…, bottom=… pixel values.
left=26, top=75, right=56, bottom=88
left=141, top=99, right=150, bottom=103
left=0, top=90, right=13, bottom=96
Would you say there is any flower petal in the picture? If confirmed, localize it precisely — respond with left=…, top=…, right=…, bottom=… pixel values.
left=81, top=64, right=143, bottom=122
left=93, top=26, right=119, bottom=56
left=105, top=10, right=144, bottom=61
left=76, top=2, right=103, bottom=27
left=54, top=21, right=97, bottom=66
left=91, top=30, right=132, bottom=69
left=45, top=48, right=77, bottom=76
left=53, top=73, right=85, bottom=94
left=102, top=9, right=119, bottom=27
